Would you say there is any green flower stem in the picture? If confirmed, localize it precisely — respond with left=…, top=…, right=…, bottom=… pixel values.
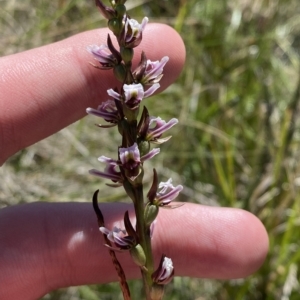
left=133, top=184, right=155, bottom=299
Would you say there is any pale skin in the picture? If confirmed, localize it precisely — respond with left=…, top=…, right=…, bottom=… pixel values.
left=0, top=24, right=269, bottom=299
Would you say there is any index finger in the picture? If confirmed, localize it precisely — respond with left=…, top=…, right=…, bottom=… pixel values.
left=0, top=24, right=185, bottom=164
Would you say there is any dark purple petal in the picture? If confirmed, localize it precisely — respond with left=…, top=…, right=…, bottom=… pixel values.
left=147, top=168, right=159, bottom=203
left=95, top=0, right=115, bottom=19
left=133, top=51, right=147, bottom=82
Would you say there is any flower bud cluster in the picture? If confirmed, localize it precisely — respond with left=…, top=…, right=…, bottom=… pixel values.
left=87, top=1, right=182, bottom=298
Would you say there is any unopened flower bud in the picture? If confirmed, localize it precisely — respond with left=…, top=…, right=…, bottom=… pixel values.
left=108, top=18, right=122, bottom=35
left=113, top=64, right=126, bottom=82
left=144, top=203, right=159, bottom=226
left=95, top=0, right=115, bottom=20
left=152, top=255, right=174, bottom=285
left=130, top=244, right=146, bottom=267
left=115, top=4, right=126, bottom=17
left=120, top=47, right=134, bottom=63
left=138, top=140, right=150, bottom=157
left=150, top=283, right=165, bottom=300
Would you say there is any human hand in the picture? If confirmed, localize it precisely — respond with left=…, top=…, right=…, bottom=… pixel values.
left=0, top=24, right=269, bottom=300
left=0, top=201, right=268, bottom=300
left=0, top=24, right=184, bottom=165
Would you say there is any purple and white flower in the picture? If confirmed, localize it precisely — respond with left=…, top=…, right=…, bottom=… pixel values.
left=100, top=226, right=135, bottom=250
left=152, top=255, right=174, bottom=285
left=119, top=143, right=160, bottom=178
left=89, top=156, right=122, bottom=183
left=107, top=83, right=160, bottom=109
left=122, top=16, right=148, bottom=48
left=119, top=143, right=141, bottom=171
left=147, top=117, right=178, bottom=143
left=86, top=100, right=119, bottom=124
left=142, top=56, right=169, bottom=85
left=123, top=83, right=160, bottom=107
left=154, top=178, right=183, bottom=206
left=89, top=144, right=160, bottom=182
left=87, top=44, right=117, bottom=69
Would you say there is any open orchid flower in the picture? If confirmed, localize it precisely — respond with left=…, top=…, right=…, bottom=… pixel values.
left=122, top=16, right=148, bottom=48
left=119, top=143, right=160, bottom=180
left=154, top=179, right=183, bottom=206
left=100, top=226, right=136, bottom=251
left=86, top=100, right=120, bottom=126
left=89, top=156, right=122, bottom=183
left=146, top=117, right=179, bottom=144
left=87, top=44, right=117, bottom=69
left=142, top=56, right=169, bottom=85
left=107, top=83, right=160, bottom=109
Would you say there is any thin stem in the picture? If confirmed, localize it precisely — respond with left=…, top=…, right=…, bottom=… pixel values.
left=108, top=249, right=132, bottom=300
left=93, top=190, right=131, bottom=299
left=133, top=184, right=155, bottom=299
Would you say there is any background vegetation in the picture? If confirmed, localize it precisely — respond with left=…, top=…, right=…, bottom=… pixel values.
left=1, top=0, right=300, bottom=299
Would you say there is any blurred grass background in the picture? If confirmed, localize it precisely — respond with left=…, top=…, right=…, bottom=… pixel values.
left=1, top=0, right=300, bottom=299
